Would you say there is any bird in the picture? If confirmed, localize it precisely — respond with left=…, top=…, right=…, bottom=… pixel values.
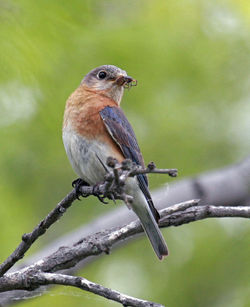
left=62, top=65, right=168, bottom=260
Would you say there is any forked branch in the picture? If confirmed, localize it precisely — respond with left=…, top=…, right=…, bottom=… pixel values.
left=0, top=158, right=177, bottom=277
left=0, top=201, right=249, bottom=307
left=1, top=158, right=249, bottom=307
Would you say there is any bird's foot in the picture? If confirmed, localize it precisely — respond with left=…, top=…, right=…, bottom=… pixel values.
left=92, top=184, right=109, bottom=204
left=103, top=192, right=117, bottom=204
left=72, top=178, right=90, bottom=200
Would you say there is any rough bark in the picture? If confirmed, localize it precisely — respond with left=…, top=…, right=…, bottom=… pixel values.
left=0, top=201, right=249, bottom=306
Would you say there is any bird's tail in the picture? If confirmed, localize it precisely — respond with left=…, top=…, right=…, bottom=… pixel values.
left=130, top=190, right=168, bottom=260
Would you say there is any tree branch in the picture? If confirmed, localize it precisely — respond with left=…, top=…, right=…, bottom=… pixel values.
left=1, top=158, right=250, bottom=306
left=20, top=156, right=250, bottom=279
left=0, top=189, right=78, bottom=277
left=0, top=271, right=163, bottom=307
left=159, top=203, right=250, bottom=227
left=5, top=156, right=250, bottom=283
left=0, top=200, right=249, bottom=306
left=0, top=159, right=177, bottom=277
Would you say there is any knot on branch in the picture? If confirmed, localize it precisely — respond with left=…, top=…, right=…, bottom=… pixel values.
left=75, top=157, right=178, bottom=204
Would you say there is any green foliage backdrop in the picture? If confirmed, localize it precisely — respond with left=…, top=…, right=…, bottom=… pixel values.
left=0, top=0, right=250, bottom=306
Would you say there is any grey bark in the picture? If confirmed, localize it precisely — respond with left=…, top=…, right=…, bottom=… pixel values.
left=0, top=201, right=249, bottom=306
left=1, top=157, right=250, bottom=305
left=21, top=156, right=250, bottom=268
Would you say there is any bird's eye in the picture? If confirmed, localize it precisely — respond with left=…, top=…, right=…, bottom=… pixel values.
left=98, top=71, right=107, bottom=79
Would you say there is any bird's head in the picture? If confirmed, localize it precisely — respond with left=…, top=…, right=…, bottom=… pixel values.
left=81, top=65, right=137, bottom=105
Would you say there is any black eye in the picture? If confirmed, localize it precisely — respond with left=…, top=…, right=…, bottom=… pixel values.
left=98, top=71, right=107, bottom=79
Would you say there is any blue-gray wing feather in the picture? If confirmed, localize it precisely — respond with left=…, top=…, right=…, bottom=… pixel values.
left=100, top=106, right=160, bottom=222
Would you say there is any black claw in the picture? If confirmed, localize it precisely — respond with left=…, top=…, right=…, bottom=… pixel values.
left=92, top=184, right=109, bottom=204
left=98, top=196, right=109, bottom=204
left=72, top=178, right=89, bottom=188
left=101, top=192, right=116, bottom=204
left=72, top=178, right=90, bottom=199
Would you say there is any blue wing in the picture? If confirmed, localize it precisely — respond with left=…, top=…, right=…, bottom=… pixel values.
left=100, top=106, right=160, bottom=222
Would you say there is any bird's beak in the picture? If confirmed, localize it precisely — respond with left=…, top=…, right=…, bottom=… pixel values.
left=116, top=75, right=137, bottom=87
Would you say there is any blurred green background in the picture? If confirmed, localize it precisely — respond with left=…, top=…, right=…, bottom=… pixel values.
left=0, top=0, right=250, bottom=306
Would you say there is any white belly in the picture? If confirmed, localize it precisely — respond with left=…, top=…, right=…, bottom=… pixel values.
left=63, top=128, right=114, bottom=185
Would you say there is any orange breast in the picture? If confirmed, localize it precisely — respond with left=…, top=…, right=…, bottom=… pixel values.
left=63, top=85, right=124, bottom=162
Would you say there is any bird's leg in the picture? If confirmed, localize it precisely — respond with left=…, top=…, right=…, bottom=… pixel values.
left=72, top=178, right=90, bottom=200
left=100, top=173, right=117, bottom=204
left=92, top=184, right=109, bottom=204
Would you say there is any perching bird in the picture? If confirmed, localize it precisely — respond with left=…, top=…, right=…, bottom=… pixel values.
left=63, top=65, right=168, bottom=259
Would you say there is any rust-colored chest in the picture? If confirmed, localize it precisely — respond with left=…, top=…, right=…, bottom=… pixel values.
left=63, top=86, right=124, bottom=161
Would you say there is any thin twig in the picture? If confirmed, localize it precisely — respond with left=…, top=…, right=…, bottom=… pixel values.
left=131, top=168, right=178, bottom=176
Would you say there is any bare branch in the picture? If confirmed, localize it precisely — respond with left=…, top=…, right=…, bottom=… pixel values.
left=19, top=203, right=250, bottom=274
left=0, top=159, right=177, bottom=277
left=0, top=271, right=163, bottom=307
left=0, top=189, right=78, bottom=277
left=23, top=156, right=250, bottom=274
left=1, top=158, right=250, bottom=306
left=0, top=200, right=249, bottom=305
left=130, top=161, right=177, bottom=177
left=160, top=203, right=250, bottom=227
left=0, top=202, right=248, bottom=275
left=0, top=158, right=250, bottom=305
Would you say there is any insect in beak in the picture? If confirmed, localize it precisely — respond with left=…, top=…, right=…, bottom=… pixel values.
left=116, top=75, right=137, bottom=88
